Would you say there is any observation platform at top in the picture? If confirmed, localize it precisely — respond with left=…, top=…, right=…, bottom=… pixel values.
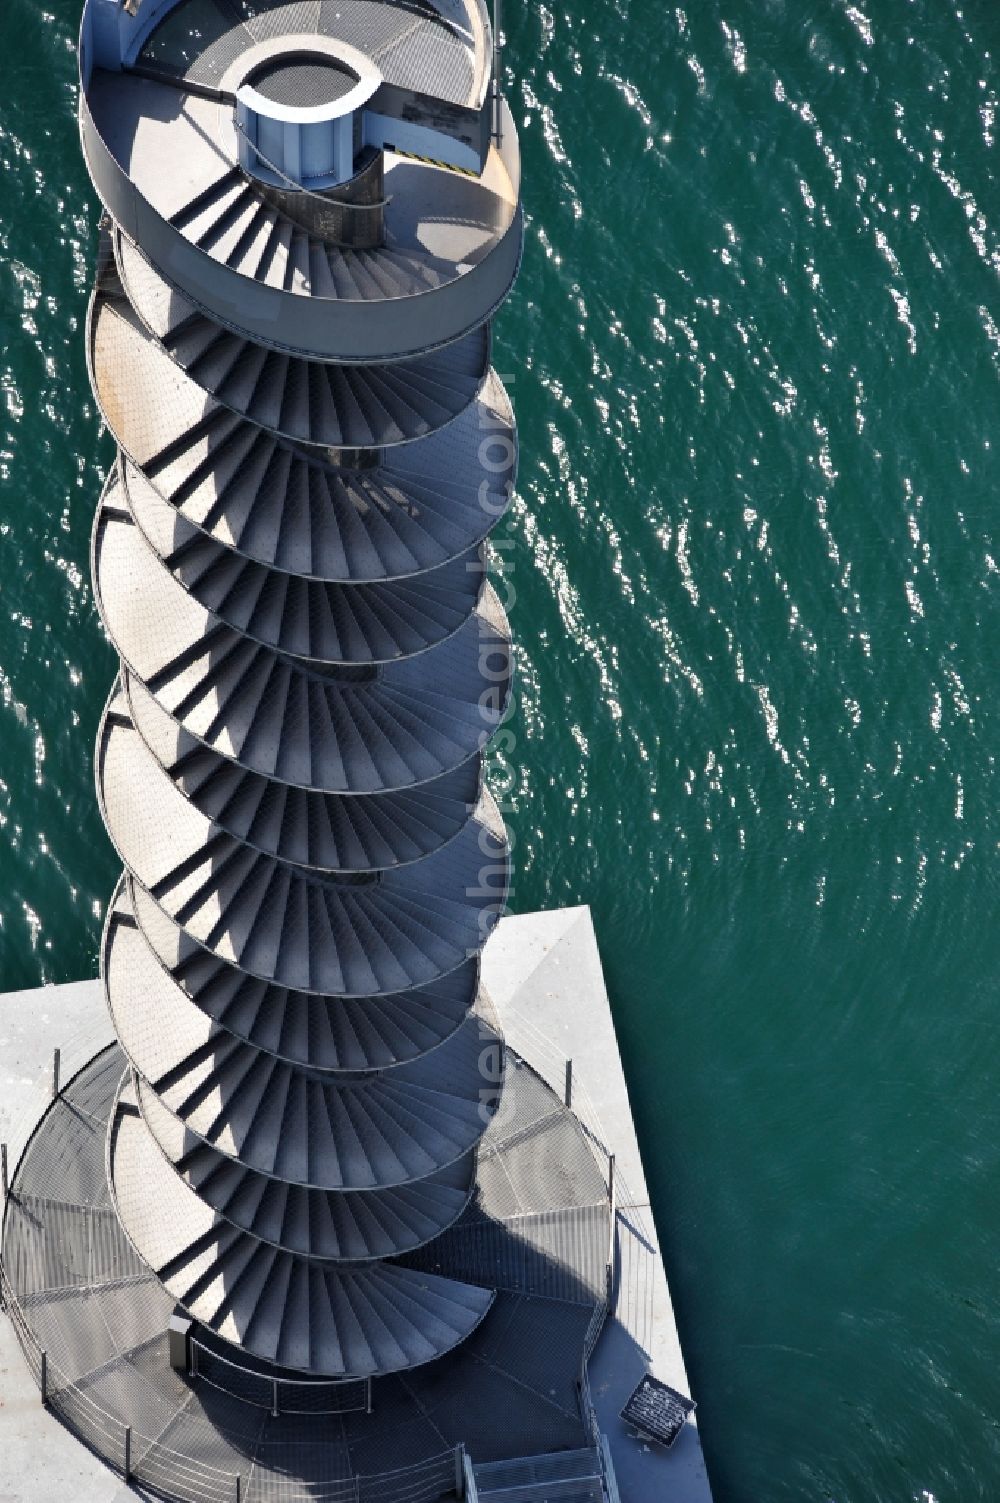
left=0, top=906, right=714, bottom=1503
left=78, top=0, right=523, bottom=362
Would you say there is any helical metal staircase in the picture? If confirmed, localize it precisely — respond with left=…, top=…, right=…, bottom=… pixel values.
left=0, top=3, right=623, bottom=1499
left=77, top=0, right=520, bottom=1381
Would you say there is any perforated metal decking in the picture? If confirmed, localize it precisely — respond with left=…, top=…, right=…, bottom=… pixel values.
left=0, top=1, right=617, bottom=1499
left=3, top=1049, right=611, bottom=1497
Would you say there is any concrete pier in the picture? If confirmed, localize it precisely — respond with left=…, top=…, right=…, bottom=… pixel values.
left=0, top=907, right=713, bottom=1503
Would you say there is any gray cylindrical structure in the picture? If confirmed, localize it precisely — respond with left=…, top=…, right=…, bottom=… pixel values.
left=77, top=0, right=521, bottom=1381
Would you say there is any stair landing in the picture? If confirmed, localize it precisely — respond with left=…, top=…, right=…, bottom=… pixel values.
left=0, top=907, right=715, bottom=1503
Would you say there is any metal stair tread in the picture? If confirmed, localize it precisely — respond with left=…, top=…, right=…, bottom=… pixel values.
left=93, top=498, right=510, bottom=794
left=104, top=372, right=514, bottom=583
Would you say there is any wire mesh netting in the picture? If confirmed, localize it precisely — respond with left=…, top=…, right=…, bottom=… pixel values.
left=1, top=1045, right=613, bottom=1500
left=134, top=0, right=479, bottom=108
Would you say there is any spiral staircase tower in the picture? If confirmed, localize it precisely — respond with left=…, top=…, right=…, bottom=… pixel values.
left=79, top=0, right=520, bottom=1381
left=0, top=4, right=630, bottom=1493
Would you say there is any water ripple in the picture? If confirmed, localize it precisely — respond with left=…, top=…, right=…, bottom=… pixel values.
left=1, top=1, right=999, bottom=1498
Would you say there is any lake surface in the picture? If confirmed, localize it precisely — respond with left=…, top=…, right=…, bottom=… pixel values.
left=2, top=2, right=999, bottom=1497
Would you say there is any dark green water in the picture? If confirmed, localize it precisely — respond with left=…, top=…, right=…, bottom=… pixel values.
left=2, top=2, right=999, bottom=1498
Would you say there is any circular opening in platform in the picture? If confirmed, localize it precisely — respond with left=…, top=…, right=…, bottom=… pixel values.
left=249, top=55, right=360, bottom=109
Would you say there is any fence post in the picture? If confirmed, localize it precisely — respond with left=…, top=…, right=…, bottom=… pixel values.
left=564, top=1058, right=573, bottom=1109
left=606, top=1152, right=617, bottom=1279
left=1, top=1141, right=8, bottom=1200
left=40, top=1350, right=48, bottom=1406
left=52, top=1049, right=61, bottom=1099
left=454, top=1443, right=465, bottom=1498
left=365, top=1376, right=373, bottom=1414
left=492, top=0, right=503, bottom=145
left=272, top=1376, right=280, bottom=1418
left=123, top=1425, right=132, bottom=1482
left=234, top=1475, right=241, bottom=1503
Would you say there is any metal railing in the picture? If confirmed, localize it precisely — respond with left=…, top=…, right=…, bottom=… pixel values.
left=494, top=1002, right=613, bottom=1177
left=598, top=1436, right=622, bottom=1503
left=2, top=1267, right=233, bottom=1502
left=232, top=116, right=387, bottom=248
left=500, top=997, right=660, bottom=1352
left=189, top=1333, right=372, bottom=1416
left=578, top=1297, right=609, bottom=1445
left=491, top=0, right=503, bottom=145
left=2, top=1023, right=629, bottom=1503
left=1, top=1027, right=116, bottom=1191
left=1, top=1259, right=471, bottom=1503
left=81, top=80, right=523, bottom=362
left=498, top=1006, right=638, bottom=1503
left=1, top=1044, right=471, bottom=1503
left=231, top=115, right=389, bottom=210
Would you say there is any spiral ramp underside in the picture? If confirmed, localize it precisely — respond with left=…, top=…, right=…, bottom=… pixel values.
left=77, top=0, right=523, bottom=1381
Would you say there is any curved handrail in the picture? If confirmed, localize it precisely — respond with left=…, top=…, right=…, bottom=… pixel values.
left=107, top=0, right=494, bottom=114
left=1, top=1258, right=463, bottom=1503
left=189, top=1334, right=372, bottom=1415
left=230, top=114, right=391, bottom=211
left=78, top=84, right=522, bottom=361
